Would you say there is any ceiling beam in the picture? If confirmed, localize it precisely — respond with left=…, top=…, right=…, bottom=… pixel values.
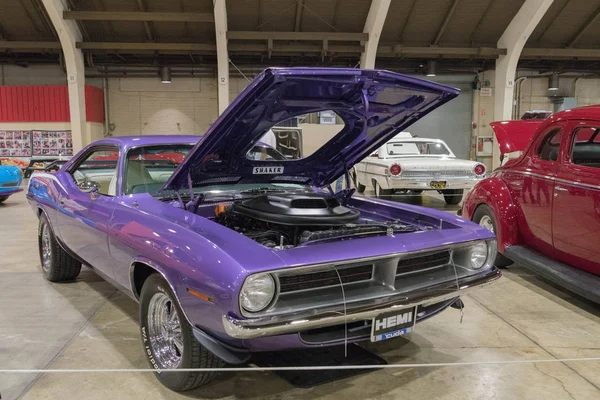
left=378, top=45, right=505, bottom=58
left=227, top=31, right=367, bottom=41
left=294, top=0, right=304, bottom=32
left=522, top=47, right=600, bottom=59
left=397, top=0, right=417, bottom=41
left=0, top=41, right=62, bottom=49
left=469, top=0, right=493, bottom=45
left=535, top=0, right=569, bottom=43
left=76, top=42, right=216, bottom=51
left=566, top=6, right=600, bottom=47
left=63, top=11, right=214, bottom=23
left=135, top=0, right=155, bottom=42
left=433, top=0, right=460, bottom=45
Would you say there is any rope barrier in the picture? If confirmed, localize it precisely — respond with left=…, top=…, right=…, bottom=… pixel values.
left=2, top=357, right=600, bottom=374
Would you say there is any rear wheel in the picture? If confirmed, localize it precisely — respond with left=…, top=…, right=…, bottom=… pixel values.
left=139, top=274, right=224, bottom=391
left=0, top=196, right=8, bottom=204
left=472, top=205, right=514, bottom=268
left=38, top=213, right=81, bottom=282
left=442, top=189, right=463, bottom=205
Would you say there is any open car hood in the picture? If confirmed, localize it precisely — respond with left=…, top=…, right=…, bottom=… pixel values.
left=163, top=68, right=459, bottom=191
left=490, top=120, right=544, bottom=155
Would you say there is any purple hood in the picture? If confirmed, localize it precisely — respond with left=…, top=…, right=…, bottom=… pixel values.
left=164, top=68, right=459, bottom=191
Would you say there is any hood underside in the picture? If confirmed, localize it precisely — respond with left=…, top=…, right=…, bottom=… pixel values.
left=163, top=68, right=459, bottom=191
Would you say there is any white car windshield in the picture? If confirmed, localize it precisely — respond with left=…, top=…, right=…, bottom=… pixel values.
left=386, top=141, right=450, bottom=156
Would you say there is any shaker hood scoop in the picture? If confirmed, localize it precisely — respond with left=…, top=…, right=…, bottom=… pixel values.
left=163, top=68, right=459, bottom=191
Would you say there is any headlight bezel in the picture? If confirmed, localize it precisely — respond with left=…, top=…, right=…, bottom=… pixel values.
left=469, top=241, right=489, bottom=269
left=452, top=239, right=496, bottom=271
left=239, top=273, right=276, bottom=313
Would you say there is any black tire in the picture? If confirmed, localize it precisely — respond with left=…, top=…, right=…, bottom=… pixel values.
left=472, top=205, right=514, bottom=268
left=0, top=196, right=8, bottom=204
left=372, top=179, right=393, bottom=199
left=443, top=189, right=463, bottom=205
left=38, top=213, right=82, bottom=282
left=139, top=274, right=224, bottom=391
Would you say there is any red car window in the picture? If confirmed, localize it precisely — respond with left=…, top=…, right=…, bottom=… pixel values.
left=571, top=127, right=600, bottom=168
left=537, top=128, right=562, bottom=162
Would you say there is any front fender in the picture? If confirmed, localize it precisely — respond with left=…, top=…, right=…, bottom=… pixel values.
left=462, top=178, right=521, bottom=252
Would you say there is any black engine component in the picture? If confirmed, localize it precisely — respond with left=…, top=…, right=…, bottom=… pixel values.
left=231, top=193, right=360, bottom=226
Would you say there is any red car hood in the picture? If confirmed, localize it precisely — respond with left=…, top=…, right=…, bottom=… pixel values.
left=490, top=120, right=543, bottom=155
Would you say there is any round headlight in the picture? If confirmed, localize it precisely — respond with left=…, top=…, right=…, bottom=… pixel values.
left=469, top=242, right=488, bottom=269
left=240, top=273, right=275, bottom=312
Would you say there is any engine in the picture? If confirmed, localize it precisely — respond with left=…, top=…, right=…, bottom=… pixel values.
left=216, top=193, right=417, bottom=248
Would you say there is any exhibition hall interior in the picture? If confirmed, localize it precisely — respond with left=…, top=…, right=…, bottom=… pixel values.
left=2, top=0, right=600, bottom=399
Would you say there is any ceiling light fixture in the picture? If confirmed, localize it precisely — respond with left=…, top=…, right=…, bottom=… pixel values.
left=548, top=73, right=559, bottom=91
left=426, top=60, right=436, bottom=77
left=160, top=66, right=172, bottom=84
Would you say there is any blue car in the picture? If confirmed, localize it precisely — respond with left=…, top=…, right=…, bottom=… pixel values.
left=0, top=164, right=23, bottom=203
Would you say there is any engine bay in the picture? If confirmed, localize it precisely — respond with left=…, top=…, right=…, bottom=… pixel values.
left=215, top=193, right=419, bottom=248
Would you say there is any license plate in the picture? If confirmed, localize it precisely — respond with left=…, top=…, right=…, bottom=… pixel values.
left=430, top=181, right=447, bottom=189
left=370, top=307, right=417, bottom=342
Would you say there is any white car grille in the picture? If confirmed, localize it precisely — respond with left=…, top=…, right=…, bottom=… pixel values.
left=400, top=169, right=475, bottom=178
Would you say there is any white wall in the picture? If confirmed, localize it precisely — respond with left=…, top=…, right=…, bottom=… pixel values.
left=299, top=123, right=342, bottom=157
left=0, top=65, right=67, bottom=86
left=107, top=76, right=250, bottom=137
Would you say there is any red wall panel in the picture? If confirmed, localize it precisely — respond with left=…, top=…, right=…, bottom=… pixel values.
left=0, top=85, right=105, bottom=123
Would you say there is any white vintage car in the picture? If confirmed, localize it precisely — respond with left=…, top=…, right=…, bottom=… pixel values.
left=354, top=133, right=486, bottom=205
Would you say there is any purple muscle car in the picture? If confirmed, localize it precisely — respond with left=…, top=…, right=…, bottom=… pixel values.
left=27, top=68, right=501, bottom=391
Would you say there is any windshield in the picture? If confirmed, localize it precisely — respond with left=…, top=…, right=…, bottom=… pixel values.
left=124, top=144, right=193, bottom=195
left=386, top=141, right=450, bottom=156
left=125, top=144, right=294, bottom=196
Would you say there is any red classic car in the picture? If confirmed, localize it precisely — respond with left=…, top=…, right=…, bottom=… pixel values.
left=462, top=106, right=600, bottom=303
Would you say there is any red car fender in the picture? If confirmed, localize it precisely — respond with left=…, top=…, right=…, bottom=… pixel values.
left=463, top=177, right=521, bottom=252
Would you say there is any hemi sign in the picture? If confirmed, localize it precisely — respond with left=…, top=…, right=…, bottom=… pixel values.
left=374, top=311, right=413, bottom=331
left=371, top=307, right=416, bottom=342
left=253, top=166, right=284, bottom=174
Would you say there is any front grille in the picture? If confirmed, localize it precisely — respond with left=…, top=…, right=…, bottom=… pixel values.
left=1, top=182, right=18, bottom=188
left=278, top=264, right=373, bottom=293
left=396, top=251, right=451, bottom=275
left=400, top=170, right=473, bottom=178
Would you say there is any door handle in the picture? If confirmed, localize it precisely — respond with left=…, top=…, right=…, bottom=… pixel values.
left=555, top=186, right=568, bottom=192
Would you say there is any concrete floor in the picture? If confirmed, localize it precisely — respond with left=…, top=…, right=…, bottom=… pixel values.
left=2, top=189, right=600, bottom=400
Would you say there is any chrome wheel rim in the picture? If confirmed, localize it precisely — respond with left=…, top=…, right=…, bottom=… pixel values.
left=147, top=292, right=183, bottom=369
left=41, top=223, right=51, bottom=272
left=479, top=215, right=494, bottom=233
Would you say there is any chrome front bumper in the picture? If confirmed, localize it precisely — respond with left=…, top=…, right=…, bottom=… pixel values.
left=222, top=267, right=501, bottom=339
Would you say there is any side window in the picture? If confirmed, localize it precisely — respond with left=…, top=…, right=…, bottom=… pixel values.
left=537, top=128, right=562, bottom=162
left=571, top=127, right=600, bottom=168
left=70, top=149, right=119, bottom=196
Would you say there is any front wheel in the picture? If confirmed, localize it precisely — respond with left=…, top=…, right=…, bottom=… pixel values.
left=0, top=196, right=8, bottom=204
left=472, top=205, right=514, bottom=268
left=139, top=274, right=224, bottom=391
left=442, top=189, right=463, bottom=205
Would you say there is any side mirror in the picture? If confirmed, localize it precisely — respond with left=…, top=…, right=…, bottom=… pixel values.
left=79, top=180, right=100, bottom=194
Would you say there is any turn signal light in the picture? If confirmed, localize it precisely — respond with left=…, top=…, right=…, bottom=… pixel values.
left=474, top=164, right=486, bottom=176
left=390, top=164, right=402, bottom=176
